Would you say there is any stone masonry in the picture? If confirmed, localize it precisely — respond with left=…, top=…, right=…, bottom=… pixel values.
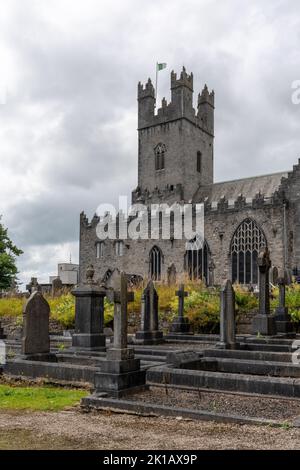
left=79, top=66, right=300, bottom=287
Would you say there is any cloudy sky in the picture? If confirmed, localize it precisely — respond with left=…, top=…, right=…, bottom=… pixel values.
left=0, top=0, right=300, bottom=288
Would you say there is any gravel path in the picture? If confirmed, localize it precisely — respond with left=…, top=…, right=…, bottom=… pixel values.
left=0, top=408, right=300, bottom=450
left=127, top=386, right=300, bottom=420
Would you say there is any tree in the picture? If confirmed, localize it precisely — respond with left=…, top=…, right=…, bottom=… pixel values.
left=0, top=217, right=23, bottom=291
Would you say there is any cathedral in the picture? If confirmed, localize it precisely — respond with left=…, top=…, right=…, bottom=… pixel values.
left=79, top=67, right=300, bottom=286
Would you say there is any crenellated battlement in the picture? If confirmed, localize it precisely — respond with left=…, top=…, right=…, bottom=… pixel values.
left=137, top=78, right=155, bottom=100
left=137, top=67, right=214, bottom=136
left=170, top=67, right=193, bottom=91
left=203, top=190, right=286, bottom=215
left=198, top=84, right=215, bottom=108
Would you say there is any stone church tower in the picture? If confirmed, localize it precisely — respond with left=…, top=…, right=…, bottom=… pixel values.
left=79, top=67, right=300, bottom=287
left=133, top=67, right=214, bottom=204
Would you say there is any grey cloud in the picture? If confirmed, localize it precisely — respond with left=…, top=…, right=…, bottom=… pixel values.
left=1, top=0, right=300, bottom=286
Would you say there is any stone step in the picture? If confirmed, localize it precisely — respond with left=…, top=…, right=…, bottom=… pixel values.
left=203, top=348, right=293, bottom=363
left=210, top=357, right=300, bottom=378
left=147, top=365, right=300, bottom=397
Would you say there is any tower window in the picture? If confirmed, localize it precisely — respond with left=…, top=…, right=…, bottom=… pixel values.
left=96, top=241, right=104, bottom=258
left=197, top=151, right=202, bottom=173
left=115, top=241, right=124, bottom=256
left=154, top=143, right=166, bottom=171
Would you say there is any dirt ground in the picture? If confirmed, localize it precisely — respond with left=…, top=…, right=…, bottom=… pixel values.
left=0, top=408, right=300, bottom=450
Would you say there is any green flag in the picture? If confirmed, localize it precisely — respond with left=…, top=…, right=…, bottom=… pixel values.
left=157, top=62, right=167, bottom=71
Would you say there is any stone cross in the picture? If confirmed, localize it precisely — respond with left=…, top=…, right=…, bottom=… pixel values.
left=219, top=280, right=236, bottom=349
left=176, top=284, right=188, bottom=320
left=274, top=269, right=293, bottom=333
left=258, top=247, right=271, bottom=316
left=278, top=277, right=286, bottom=310
left=94, top=271, right=146, bottom=397
left=169, top=284, right=190, bottom=334
left=252, top=247, right=276, bottom=335
left=135, top=280, right=163, bottom=344
left=108, top=271, right=134, bottom=360
left=26, top=277, right=41, bottom=295
left=22, top=291, right=50, bottom=356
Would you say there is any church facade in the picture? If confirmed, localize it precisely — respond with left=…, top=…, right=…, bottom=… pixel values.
left=79, top=67, right=300, bottom=286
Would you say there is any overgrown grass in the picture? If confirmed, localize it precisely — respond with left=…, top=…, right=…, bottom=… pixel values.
left=1, top=281, right=300, bottom=332
left=0, top=384, right=87, bottom=411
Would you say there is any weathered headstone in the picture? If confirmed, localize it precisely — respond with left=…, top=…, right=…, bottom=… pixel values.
left=72, top=265, right=106, bottom=351
left=22, top=291, right=50, bottom=356
left=167, top=264, right=177, bottom=285
left=274, top=270, right=294, bottom=333
left=208, top=260, right=216, bottom=287
left=169, top=284, right=190, bottom=334
left=135, top=280, right=164, bottom=345
left=218, top=280, right=237, bottom=349
left=51, top=277, right=63, bottom=297
left=252, top=248, right=277, bottom=336
left=94, top=272, right=146, bottom=397
left=270, top=266, right=278, bottom=286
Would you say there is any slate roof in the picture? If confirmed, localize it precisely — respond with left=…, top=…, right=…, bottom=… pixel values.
left=193, top=171, right=288, bottom=205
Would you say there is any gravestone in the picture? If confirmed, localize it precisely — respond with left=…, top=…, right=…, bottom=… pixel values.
left=218, top=280, right=237, bottom=349
left=22, top=291, right=50, bottom=356
left=51, top=277, right=63, bottom=297
left=274, top=269, right=294, bottom=333
left=270, top=266, right=278, bottom=286
left=0, top=321, right=6, bottom=339
left=167, top=264, right=177, bottom=285
left=72, top=265, right=106, bottom=351
left=208, top=260, right=216, bottom=287
left=252, top=248, right=277, bottom=336
left=94, top=272, right=146, bottom=397
left=169, top=284, right=191, bottom=334
left=135, top=280, right=164, bottom=345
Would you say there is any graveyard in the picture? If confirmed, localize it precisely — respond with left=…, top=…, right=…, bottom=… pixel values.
left=1, top=248, right=300, bottom=446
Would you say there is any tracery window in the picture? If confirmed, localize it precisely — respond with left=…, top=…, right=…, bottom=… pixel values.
left=231, top=218, right=267, bottom=284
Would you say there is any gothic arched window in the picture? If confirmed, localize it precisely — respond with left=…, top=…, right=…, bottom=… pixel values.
left=185, top=235, right=210, bottom=283
left=154, top=143, right=166, bottom=171
left=149, top=246, right=162, bottom=280
left=230, top=218, right=267, bottom=284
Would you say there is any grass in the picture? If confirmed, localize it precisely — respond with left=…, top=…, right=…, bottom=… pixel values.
left=0, top=384, right=88, bottom=411
left=1, top=281, right=300, bottom=332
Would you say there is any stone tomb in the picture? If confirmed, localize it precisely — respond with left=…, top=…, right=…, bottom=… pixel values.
left=22, top=291, right=51, bottom=357
left=135, top=280, right=164, bottom=345
left=94, top=272, right=146, bottom=397
left=72, top=265, right=106, bottom=351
